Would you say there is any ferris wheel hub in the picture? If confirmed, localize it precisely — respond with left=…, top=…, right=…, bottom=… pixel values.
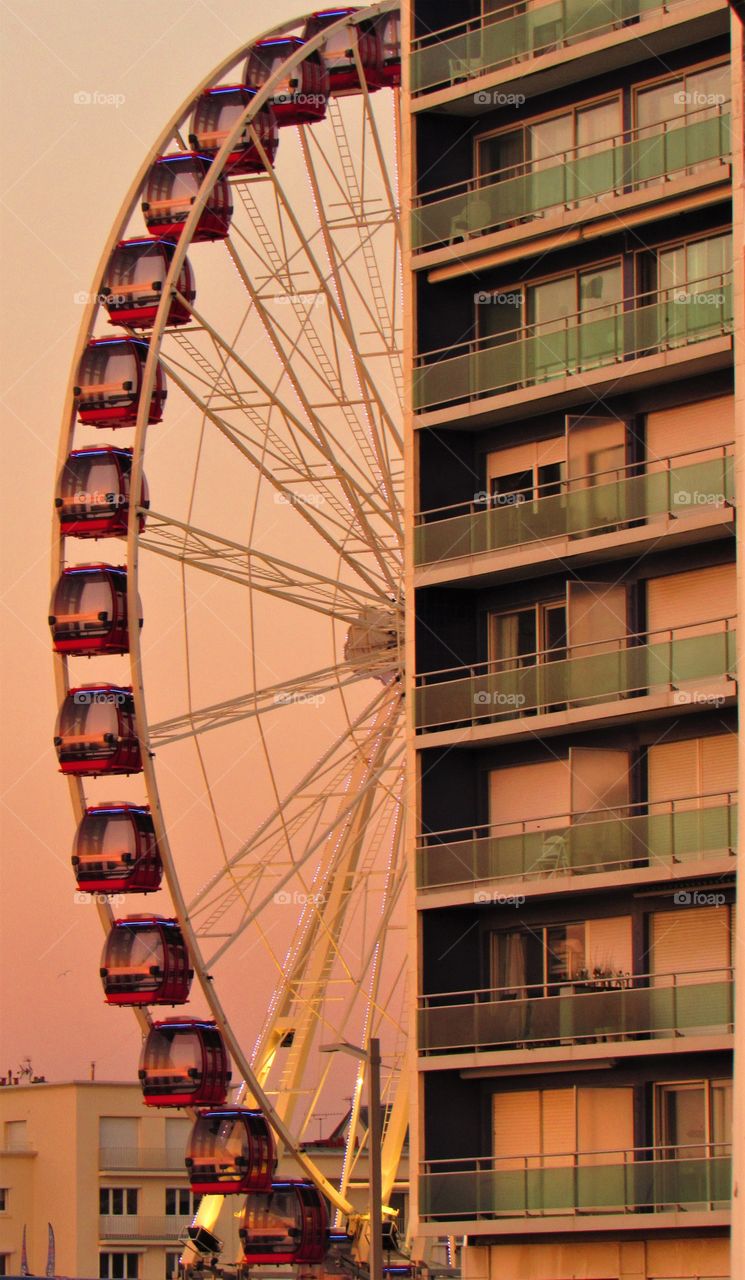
left=344, top=605, right=401, bottom=684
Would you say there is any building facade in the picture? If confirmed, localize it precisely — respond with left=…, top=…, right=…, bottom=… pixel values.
left=0, top=1082, right=230, bottom=1280
left=404, top=2, right=743, bottom=1278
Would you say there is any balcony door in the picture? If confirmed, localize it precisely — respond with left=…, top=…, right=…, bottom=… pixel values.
left=566, top=413, right=629, bottom=534
left=655, top=1079, right=731, bottom=1208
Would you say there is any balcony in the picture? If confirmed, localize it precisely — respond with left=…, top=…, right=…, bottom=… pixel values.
left=415, top=619, right=736, bottom=738
left=411, top=0, right=713, bottom=98
left=99, top=1215, right=191, bottom=1241
left=414, top=277, right=733, bottom=418
left=415, top=445, right=734, bottom=572
left=419, top=1145, right=731, bottom=1224
left=413, top=110, right=731, bottom=254
left=417, top=792, right=737, bottom=892
left=98, top=1147, right=186, bottom=1172
left=419, top=967, right=734, bottom=1057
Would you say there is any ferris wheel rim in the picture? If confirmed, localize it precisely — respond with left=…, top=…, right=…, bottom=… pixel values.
left=53, top=0, right=405, bottom=1231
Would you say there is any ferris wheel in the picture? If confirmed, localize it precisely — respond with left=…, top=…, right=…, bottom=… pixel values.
left=50, top=4, right=407, bottom=1270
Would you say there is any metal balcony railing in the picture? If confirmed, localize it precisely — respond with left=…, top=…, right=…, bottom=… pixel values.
left=415, top=617, right=736, bottom=733
left=417, top=791, right=737, bottom=889
left=413, top=108, right=731, bottom=251
left=413, top=275, right=733, bottom=413
left=419, top=1143, right=732, bottom=1220
left=99, top=1215, right=192, bottom=1241
left=418, top=966, right=734, bottom=1055
left=414, top=444, right=734, bottom=567
left=411, top=0, right=696, bottom=95
left=98, top=1146, right=187, bottom=1171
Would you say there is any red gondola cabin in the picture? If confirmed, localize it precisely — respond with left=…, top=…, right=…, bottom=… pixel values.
left=49, top=565, right=139, bottom=656
left=74, top=338, right=167, bottom=428
left=142, top=153, right=233, bottom=242
left=186, top=1108, right=276, bottom=1194
left=101, top=916, right=193, bottom=1006
left=55, top=685, right=141, bottom=777
left=303, top=10, right=384, bottom=95
left=189, top=87, right=278, bottom=176
left=102, top=239, right=196, bottom=329
left=375, top=13, right=401, bottom=87
left=244, top=38, right=329, bottom=126
left=139, top=1019, right=231, bottom=1107
left=56, top=447, right=148, bottom=540
left=72, top=802, right=162, bottom=894
left=240, top=1181, right=329, bottom=1265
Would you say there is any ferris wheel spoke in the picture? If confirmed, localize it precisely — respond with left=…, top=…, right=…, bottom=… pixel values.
left=201, top=698, right=404, bottom=974
left=140, top=509, right=386, bottom=619
left=219, top=241, right=403, bottom=564
left=158, top=358, right=399, bottom=598
left=244, top=130, right=404, bottom=462
left=169, top=289, right=402, bottom=549
left=148, top=659, right=388, bottom=749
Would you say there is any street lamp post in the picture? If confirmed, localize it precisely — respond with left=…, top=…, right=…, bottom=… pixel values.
left=320, top=1038, right=384, bottom=1280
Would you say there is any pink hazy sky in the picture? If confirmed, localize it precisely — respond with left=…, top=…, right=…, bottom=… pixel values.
left=0, top=0, right=402, bottom=1092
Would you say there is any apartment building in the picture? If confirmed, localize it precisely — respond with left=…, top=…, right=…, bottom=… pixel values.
left=0, top=1082, right=236, bottom=1280
left=404, top=2, right=743, bottom=1278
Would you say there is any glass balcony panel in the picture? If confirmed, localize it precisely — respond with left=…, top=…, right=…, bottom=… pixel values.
left=414, top=286, right=732, bottom=412
left=419, top=1153, right=731, bottom=1219
left=419, top=976, right=733, bottom=1054
left=416, top=454, right=733, bottom=566
left=417, top=801, right=736, bottom=890
left=414, top=114, right=730, bottom=251
left=412, top=0, right=688, bottom=95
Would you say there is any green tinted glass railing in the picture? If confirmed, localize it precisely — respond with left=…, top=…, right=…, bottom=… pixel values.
left=414, top=286, right=733, bottom=412
left=419, top=975, right=733, bottom=1054
left=415, top=628, right=736, bottom=731
left=411, top=0, right=688, bottom=95
left=414, top=454, right=734, bottom=566
left=419, top=1152, right=731, bottom=1220
left=413, top=114, right=730, bottom=250
left=417, top=801, right=737, bottom=889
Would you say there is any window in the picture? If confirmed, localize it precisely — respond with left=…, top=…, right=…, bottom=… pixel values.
left=100, top=1188, right=138, bottom=1216
left=636, top=62, right=730, bottom=133
left=99, top=1253, right=139, bottom=1280
left=0, top=1189, right=7, bottom=1212
left=0, top=1255, right=8, bottom=1276
left=4, top=1120, right=27, bottom=1150
left=476, top=97, right=621, bottom=185
left=656, top=1079, right=732, bottom=1157
left=165, top=1252, right=181, bottom=1280
left=491, top=923, right=586, bottom=997
left=489, top=601, right=566, bottom=669
left=165, top=1187, right=201, bottom=1216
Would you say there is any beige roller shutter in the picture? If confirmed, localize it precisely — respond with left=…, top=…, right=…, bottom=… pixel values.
left=649, top=734, right=737, bottom=807
left=647, top=563, right=735, bottom=635
left=585, top=915, right=632, bottom=974
left=701, top=733, right=738, bottom=799
left=648, top=739, right=699, bottom=805
left=646, top=396, right=734, bottom=466
left=540, top=1090, right=575, bottom=1168
left=493, top=1090, right=540, bottom=1167
left=486, top=436, right=565, bottom=484
left=651, top=905, right=731, bottom=985
left=489, top=760, right=571, bottom=833
left=577, top=1088, right=634, bottom=1165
